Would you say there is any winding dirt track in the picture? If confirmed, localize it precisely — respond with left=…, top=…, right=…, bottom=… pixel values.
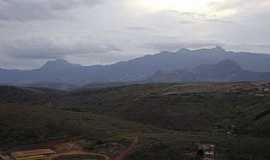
left=0, top=153, right=10, bottom=160
left=51, top=151, right=110, bottom=160
left=1, top=136, right=138, bottom=160
left=112, top=137, right=138, bottom=160
left=51, top=136, right=138, bottom=160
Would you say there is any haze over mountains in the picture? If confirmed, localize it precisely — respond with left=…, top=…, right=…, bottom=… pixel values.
left=148, top=60, right=270, bottom=83
left=1, top=47, right=270, bottom=87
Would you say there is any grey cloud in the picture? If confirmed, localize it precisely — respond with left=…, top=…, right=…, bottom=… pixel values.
left=0, top=0, right=270, bottom=69
left=209, top=0, right=270, bottom=14
left=226, top=44, right=270, bottom=53
left=204, top=19, right=234, bottom=24
left=0, top=38, right=121, bottom=60
left=143, top=42, right=223, bottom=51
left=178, top=18, right=234, bottom=25
left=164, top=11, right=235, bottom=24
left=178, top=20, right=195, bottom=24
left=145, top=10, right=234, bottom=27
left=0, top=0, right=103, bottom=21
left=126, top=26, right=153, bottom=31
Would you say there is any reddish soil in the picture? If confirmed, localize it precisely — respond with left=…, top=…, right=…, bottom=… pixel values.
left=7, top=136, right=139, bottom=160
left=51, top=151, right=110, bottom=160
left=112, top=137, right=138, bottom=160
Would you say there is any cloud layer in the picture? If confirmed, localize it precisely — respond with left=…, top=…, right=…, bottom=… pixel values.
left=0, top=0, right=102, bottom=21
left=0, top=0, right=270, bottom=69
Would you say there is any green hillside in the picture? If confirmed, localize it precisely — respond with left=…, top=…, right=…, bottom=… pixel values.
left=1, top=82, right=270, bottom=159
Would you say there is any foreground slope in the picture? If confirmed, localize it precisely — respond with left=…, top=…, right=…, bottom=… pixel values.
left=1, top=83, right=270, bottom=159
left=63, top=82, right=270, bottom=135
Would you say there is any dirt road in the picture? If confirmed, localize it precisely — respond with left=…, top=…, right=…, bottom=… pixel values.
left=51, top=151, right=110, bottom=160
left=52, top=136, right=139, bottom=160
left=0, top=153, right=11, bottom=160
left=3, top=137, right=138, bottom=160
left=112, top=137, right=138, bottom=160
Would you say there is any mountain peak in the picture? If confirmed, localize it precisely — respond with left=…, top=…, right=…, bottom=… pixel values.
left=211, top=46, right=226, bottom=53
left=40, top=59, right=80, bottom=70
left=177, top=48, right=191, bottom=53
left=49, top=59, right=69, bottom=63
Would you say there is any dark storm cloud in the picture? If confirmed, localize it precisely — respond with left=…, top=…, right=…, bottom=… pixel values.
left=0, top=0, right=103, bottom=21
left=0, top=38, right=121, bottom=60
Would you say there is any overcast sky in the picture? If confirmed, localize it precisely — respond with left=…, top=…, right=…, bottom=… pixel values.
left=0, top=0, right=270, bottom=69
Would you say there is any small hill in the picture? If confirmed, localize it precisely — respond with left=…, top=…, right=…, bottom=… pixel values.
left=0, top=85, right=63, bottom=104
left=21, top=82, right=77, bottom=91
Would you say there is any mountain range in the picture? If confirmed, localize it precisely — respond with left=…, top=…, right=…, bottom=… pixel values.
left=148, top=60, right=270, bottom=82
left=1, top=46, right=270, bottom=88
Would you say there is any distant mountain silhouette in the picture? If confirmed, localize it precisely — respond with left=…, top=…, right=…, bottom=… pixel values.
left=40, top=59, right=81, bottom=71
left=147, top=60, right=270, bottom=82
left=1, top=47, right=270, bottom=86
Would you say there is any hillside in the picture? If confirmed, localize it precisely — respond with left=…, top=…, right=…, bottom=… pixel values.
left=0, top=85, right=63, bottom=104
left=58, top=82, right=270, bottom=134
left=1, top=83, right=270, bottom=159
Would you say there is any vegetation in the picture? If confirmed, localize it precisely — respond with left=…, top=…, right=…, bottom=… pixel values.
left=0, top=82, right=270, bottom=159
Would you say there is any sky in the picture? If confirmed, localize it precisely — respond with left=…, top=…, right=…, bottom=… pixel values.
left=0, top=0, right=270, bottom=69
